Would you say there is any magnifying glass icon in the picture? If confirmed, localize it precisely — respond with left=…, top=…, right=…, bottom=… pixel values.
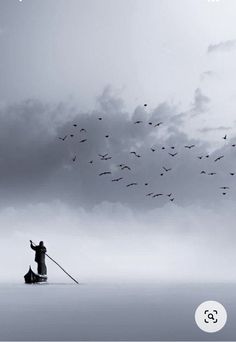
left=208, top=313, right=214, bottom=320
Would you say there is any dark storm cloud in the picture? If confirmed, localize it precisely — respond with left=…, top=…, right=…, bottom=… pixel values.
left=0, top=89, right=236, bottom=211
left=207, top=39, right=236, bottom=53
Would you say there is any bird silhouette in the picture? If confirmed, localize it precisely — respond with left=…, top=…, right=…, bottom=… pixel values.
left=220, top=186, right=229, bottom=189
left=89, top=160, right=93, bottom=164
left=222, top=192, right=227, bottom=195
left=185, top=145, right=195, bottom=149
left=161, top=147, right=165, bottom=150
left=223, top=134, right=227, bottom=140
left=105, top=135, right=109, bottom=138
left=169, top=152, right=178, bottom=157
left=134, top=120, right=143, bottom=124
left=70, top=134, right=74, bottom=138
left=170, top=198, right=175, bottom=202
left=58, top=135, right=68, bottom=141
left=99, top=153, right=108, bottom=159
left=205, top=155, right=209, bottom=158
left=214, top=155, right=224, bottom=162
left=144, top=104, right=147, bottom=107
left=160, top=173, right=164, bottom=176
left=73, top=124, right=77, bottom=127
left=112, top=177, right=123, bottom=182
left=126, top=182, right=138, bottom=187
left=163, top=167, right=172, bottom=172
left=99, top=172, right=111, bottom=176
left=98, top=117, right=102, bottom=121
left=230, top=172, right=235, bottom=176
left=130, top=151, right=141, bottom=158
left=72, top=155, right=76, bottom=162
left=103, top=157, right=112, bottom=160
left=146, top=192, right=154, bottom=196
left=151, top=148, right=156, bottom=152
left=121, top=166, right=131, bottom=171
left=198, top=156, right=203, bottom=160
left=144, top=183, right=148, bottom=186
left=80, top=139, right=87, bottom=143
left=148, top=122, right=153, bottom=125
left=80, top=128, right=87, bottom=133
left=170, top=146, right=175, bottom=149
left=167, top=193, right=172, bottom=197
left=153, top=193, right=163, bottom=198
left=208, top=172, right=216, bottom=175
left=200, top=170, right=206, bottom=174
left=232, top=144, right=236, bottom=147
left=154, top=122, right=163, bottom=127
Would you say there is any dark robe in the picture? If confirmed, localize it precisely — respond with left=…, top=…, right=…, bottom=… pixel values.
left=30, top=243, right=47, bottom=275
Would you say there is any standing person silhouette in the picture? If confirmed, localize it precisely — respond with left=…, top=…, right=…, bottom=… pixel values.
left=30, top=240, right=47, bottom=275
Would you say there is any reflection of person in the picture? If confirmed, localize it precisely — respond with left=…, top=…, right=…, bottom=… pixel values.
left=30, top=240, right=47, bottom=275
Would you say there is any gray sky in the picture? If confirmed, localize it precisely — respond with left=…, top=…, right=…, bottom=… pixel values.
left=1, top=0, right=236, bottom=283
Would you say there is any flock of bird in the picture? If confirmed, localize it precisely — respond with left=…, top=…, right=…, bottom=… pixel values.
left=58, top=104, right=235, bottom=203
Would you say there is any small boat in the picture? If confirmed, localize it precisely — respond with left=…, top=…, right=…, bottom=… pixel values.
left=24, top=266, right=47, bottom=284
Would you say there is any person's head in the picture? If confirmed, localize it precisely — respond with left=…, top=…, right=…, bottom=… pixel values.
left=39, top=241, right=44, bottom=246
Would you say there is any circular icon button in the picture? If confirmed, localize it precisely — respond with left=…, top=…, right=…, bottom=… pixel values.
left=195, top=301, right=227, bottom=333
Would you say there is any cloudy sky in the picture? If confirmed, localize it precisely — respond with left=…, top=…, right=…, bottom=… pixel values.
left=0, top=0, right=236, bottom=283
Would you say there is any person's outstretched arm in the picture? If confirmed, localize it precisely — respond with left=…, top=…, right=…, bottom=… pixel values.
left=30, top=240, right=36, bottom=251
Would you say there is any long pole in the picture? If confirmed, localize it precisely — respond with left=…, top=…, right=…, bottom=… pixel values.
left=31, top=241, right=79, bottom=284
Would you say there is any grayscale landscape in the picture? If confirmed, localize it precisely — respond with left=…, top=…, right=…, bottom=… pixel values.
left=0, top=0, right=236, bottom=340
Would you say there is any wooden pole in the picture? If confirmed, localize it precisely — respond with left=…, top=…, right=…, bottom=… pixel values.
left=31, top=241, right=79, bottom=284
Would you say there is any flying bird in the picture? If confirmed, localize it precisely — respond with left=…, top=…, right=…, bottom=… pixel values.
left=98, top=117, right=102, bottom=121
left=80, top=128, right=87, bottom=133
left=105, top=135, right=109, bottom=138
left=130, top=151, right=141, bottom=158
left=58, top=135, right=68, bottom=141
left=198, top=156, right=203, bottom=159
left=167, top=193, right=172, bottom=197
left=214, top=155, right=224, bottom=162
left=220, top=186, right=229, bottom=189
left=208, top=172, right=216, bottom=175
left=73, top=124, right=77, bottom=127
left=230, top=172, right=235, bottom=176
left=151, top=148, right=156, bottom=152
left=72, top=155, right=76, bottom=162
left=223, top=134, right=227, bottom=140
left=80, top=139, right=87, bottom=143
left=169, top=152, right=178, bottom=157
left=232, top=144, right=236, bottom=147
left=144, top=104, right=147, bottom=107
left=170, top=146, right=175, bottom=149
left=144, top=183, right=149, bottom=186
left=70, top=134, right=74, bottom=138
left=170, top=198, right=175, bottom=202
left=200, top=171, right=206, bottom=174
left=154, top=122, right=163, bottom=127
left=134, top=120, right=143, bottom=124
left=99, top=153, right=108, bottom=159
left=121, top=166, right=131, bottom=171
left=153, top=193, right=163, bottom=198
left=146, top=192, right=154, bottom=196
left=205, top=155, right=209, bottom=158
left=89, top=160, right=93, bottom=164
left=126, top=182, right=138, bottom=187
left=184, top=145, right=195, bottom=149
left=161, top=147, right=165, bottom=150
left=222, top=192, right=227, bottom=196
left=163, top=167, right=171, bottom=172
left=112, top=177, right=123, bottom=182
left=103, top=157, right=112, bottom=160
left=99, top=172, right=111, bottom=176
left=148, top=122, right=153, bottom=125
